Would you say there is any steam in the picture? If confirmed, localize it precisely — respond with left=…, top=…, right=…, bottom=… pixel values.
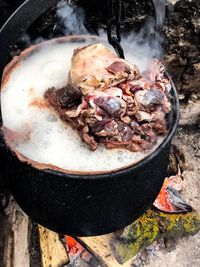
left=57, top=0, right=88, bottom=35
left=56, top=0, right=166, bottom=72
left=17, top=0, right=166, bottom=73
left=152, top=0, right=166, bottom=36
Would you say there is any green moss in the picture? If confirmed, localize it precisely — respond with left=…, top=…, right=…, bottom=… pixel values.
left=113, top=209, right=200, bottom=264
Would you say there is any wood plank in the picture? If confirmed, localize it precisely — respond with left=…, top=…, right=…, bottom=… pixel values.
left=39, top=225, right=69, bottom=267
left=79, top=234, right=133, bottom=267
left=0, top=197, right=30, bottom=267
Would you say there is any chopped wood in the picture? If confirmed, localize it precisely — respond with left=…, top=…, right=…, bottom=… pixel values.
left=38, top=225, right=69, bottom=267
left=111, top=209, right=200, bottom=264
left=78, top=209, right=200, bottom=266
left=0, top=196, right=30, bottom=267
left=79, top=234, right=133, bottom=267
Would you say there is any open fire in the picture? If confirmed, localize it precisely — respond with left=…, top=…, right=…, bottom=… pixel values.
left=61, top=151, right=195, bottom=266
left=0, top=0, right=200, bottom=266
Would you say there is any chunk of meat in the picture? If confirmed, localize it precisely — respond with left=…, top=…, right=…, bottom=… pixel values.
left=44, top=83, right=82, bottom=109
left=95, top=120, right=119, bottom=137
left=70, top=43, right=140, bottom=95
left=135, top=88, right=165, bottom=108
left=93, top=96, right=125, bottom=117
left=90, top=119, right=113, bottom=134
left=82, top=132, right=98, bottom=151
left=45, top=44, right=171, bottom=152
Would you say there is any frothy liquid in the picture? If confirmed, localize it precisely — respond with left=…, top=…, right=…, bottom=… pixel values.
left=1, top=38, right=165, bottom=173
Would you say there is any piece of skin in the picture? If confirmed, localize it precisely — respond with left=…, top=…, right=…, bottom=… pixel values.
left=70, top=43, right=140, bottom=95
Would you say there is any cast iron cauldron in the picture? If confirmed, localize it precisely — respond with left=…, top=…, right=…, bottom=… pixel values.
left=0, top=0, right=179, bottom=236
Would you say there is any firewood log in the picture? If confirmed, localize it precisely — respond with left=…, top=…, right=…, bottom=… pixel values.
left=38, top=226, right=69, bottom=267
left=79, top=234, right=133, bottom=267
left=111, top=209, right=200, bottom=264
left=0, top=197, right=30, bottom=267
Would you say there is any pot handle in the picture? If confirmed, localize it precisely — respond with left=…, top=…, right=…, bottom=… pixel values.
left=0, top=0, right=58, bottom=78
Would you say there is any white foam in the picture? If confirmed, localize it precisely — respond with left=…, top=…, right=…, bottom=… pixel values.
left=1, top=38, right=165, bottom=173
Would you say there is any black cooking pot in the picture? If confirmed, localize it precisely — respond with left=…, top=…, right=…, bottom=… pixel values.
left=0, top=0, right=179, bottom=236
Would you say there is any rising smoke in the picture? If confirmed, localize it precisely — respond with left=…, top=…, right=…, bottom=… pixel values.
left=17, top=0, right=166, bottom=72
left=57, top=0, right=88, bottom=35
left=56, top=0, right=166, bottom=72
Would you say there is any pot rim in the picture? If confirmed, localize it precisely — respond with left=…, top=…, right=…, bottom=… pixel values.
left=1, top=35, right=179, bottom=179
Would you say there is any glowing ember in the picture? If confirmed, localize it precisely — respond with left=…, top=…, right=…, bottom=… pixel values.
left=65, top=236, right=95, bottom=266
left=153, top=169, right=192, bottom=213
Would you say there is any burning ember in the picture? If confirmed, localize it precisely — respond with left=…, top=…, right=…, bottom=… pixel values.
left=153, top=170, right=192, bottom=213
left=65, top=236, right=86, bottom=257
left=65, top=236, right=99, bottom=267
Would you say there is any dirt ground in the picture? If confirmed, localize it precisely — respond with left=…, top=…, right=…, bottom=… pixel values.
left=144, top=126, right=200, bottom=267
